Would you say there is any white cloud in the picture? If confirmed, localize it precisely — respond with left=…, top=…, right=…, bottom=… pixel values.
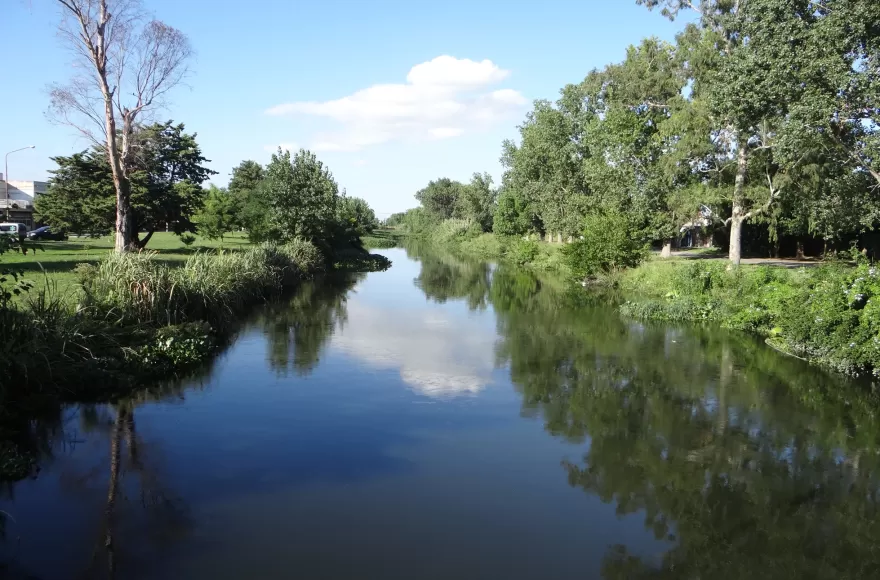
left=332, top=302, right=496, bottom=398
left=263, top=142, right=298, bottom=153
left=265, top=56, right=526, bottom=152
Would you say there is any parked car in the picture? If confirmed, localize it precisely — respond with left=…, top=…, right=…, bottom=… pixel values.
left=0, top=223, right=28, bottom=238
left=27, top=226, right=67, bottom=241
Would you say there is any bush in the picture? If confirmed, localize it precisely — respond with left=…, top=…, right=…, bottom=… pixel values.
left=132, top=322, right=215, bottom=375
left=507, top=238, right=540, bottom=267
left=620, top=256, right=880, bottom=376
left=278, top=238, right=325, bottom=276
left=431, top=218, right=480, bottom=244
left=563, top=211, right=649, bottom=281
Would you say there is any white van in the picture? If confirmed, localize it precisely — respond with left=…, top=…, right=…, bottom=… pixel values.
left=0, top=223, right=28, bottom=237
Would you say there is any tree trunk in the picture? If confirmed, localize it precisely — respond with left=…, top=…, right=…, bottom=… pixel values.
left=728, top=143, right=748, bottom=268
left=135, top=230, right=155, bottom=250
left=660, top=238, right=675, bottom=259
left=796, top=240, right=805, bottom=260
left=105, top=405, right=126, bottom=578
left=97, top=67, right=135, bottom=252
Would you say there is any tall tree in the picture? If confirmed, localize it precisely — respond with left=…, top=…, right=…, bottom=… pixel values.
left=501, top=98, right=587, bottom=240
left=578, top=38, right=689, bottom=256
left=228, top=160, right=265, bottom=199
left=51, top=0, right=192, bottom=252
left=261, top=148, right=339, bottom=242
left=414, top=178, right=467, bottom=220
left=195, top=185, right=238, bottom=242
left=36, top=122, right=214, bottom=247
left=228, top=160, right=268, bottom=239
left=458, top=173, right=497, bottom=232
left=639, top=0, right=793, bottom=265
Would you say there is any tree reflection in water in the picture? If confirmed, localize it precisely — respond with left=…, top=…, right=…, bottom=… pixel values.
left=0, top=274, right=362, bottom=578
left=260, top=273, right=363, bottom=376
left=409, top=243, right=880, bottom=579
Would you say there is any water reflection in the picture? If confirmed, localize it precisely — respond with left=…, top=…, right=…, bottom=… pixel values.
left=260, top=274, right=362, bottom=376
left=332, top=300, right=496, bottom=397
left=2, top=246, right=880, bottom=579
left=408, top=241, right=880, bottom=579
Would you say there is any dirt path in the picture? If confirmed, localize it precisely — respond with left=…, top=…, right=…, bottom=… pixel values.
left=669, top=249, right=821, bottom=268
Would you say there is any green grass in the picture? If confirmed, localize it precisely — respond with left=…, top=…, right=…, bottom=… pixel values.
left=8, top=232, right=253, bottom=299
left=361, top=228, right=403, bottom=249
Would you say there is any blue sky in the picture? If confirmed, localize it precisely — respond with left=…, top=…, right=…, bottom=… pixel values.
left=2, top=0, right=686, bottom=217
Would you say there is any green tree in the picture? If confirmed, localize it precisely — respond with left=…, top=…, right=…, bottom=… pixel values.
left=576, top=38, right=690, bottom=255
left=228, top=159, right=266, bottom=233
left=493, top=185, right=539, bottom=237
left=36, top=122, right=215, bottom=248
left=414, top=178, right=466, bottom=220
left=133, top=121, right=217, bottom=247
left=501, top=98, right=588, bottom=240
left=195, top=185, right=238, bottom=242
left=260, top=148, right=339, bottom=243
left=35, top=150, right=116, bottom=237
left=337, top=195, right=379, bottom=238
left=458, top=173, right=497, bottom=232
left=564, top=211, right=650, bottom=281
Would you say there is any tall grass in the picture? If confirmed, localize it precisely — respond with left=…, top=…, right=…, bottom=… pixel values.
left=79, top=242, right=323, bottom=330
left=0, top=240, right=326, bottom=397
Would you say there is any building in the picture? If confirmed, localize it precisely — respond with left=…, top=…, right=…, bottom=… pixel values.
left=0, top=174, right=48, bottom=229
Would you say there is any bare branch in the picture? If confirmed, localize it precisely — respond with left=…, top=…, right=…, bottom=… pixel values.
left=50, top=0, right=193, bottom=252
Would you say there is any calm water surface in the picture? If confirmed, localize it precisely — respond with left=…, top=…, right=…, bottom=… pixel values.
left=2, top=245, right=880, bottom=579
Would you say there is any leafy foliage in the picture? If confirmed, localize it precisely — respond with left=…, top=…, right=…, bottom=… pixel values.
left=564, top=211, right=650, bottom=280
left=36, top=121, right=215, bottom=246
left=415, top=178, right=466, bottom=220
left=196, top=185, right=239, bottom=241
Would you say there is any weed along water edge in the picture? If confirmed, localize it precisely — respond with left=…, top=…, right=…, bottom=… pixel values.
left=1, top=246, right=879, bottom=579
left=0, top=235, right=391, bottom=407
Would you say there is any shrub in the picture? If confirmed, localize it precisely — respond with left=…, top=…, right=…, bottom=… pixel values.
left=564, top=211, right=650, bottom=281
left=507, top=238, right=540, bottom=267
left=620, top=256, right=880, bottom=376
left=431, top=218, right=480, bottom=244
left=132, top=322, right=215, bottom=375
left=279, top=238, right=325, bottom=275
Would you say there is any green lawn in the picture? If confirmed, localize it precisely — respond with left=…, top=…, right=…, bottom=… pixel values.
left=6, top=231, right=253, bottom=299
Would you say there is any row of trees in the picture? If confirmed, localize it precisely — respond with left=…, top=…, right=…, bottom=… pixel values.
left=36, top=128, right=379, bottom=248
left=399, top=0, right=880, bottom=265
left=216, top=151, right=379, bottom=247
left=46, top=1, right=381, bottom=254
left=388, top=173, right=498, bottom=234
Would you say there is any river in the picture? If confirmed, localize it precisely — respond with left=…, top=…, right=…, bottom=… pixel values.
left=1, top=245, right=879, bottom=579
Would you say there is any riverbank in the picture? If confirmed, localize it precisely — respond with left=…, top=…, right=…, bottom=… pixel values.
left=383, top=225, right=571, bottom=277
left=0, top=240, right=391, bottom=410
left=618, top=257, right=880, bottom=377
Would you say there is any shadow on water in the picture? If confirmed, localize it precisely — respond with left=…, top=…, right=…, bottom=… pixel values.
left=405, top=240, right=880, bottom=579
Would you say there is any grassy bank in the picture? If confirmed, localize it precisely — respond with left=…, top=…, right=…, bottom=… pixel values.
left=7, top=232, right=253, bottom=299
left=361, top=228, right=404, bottom=249
left=618, top=257, right=880, bottom=376
left=0, top=238, right=391, bottom=408
left=397, top=219, right=570, bottom=276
